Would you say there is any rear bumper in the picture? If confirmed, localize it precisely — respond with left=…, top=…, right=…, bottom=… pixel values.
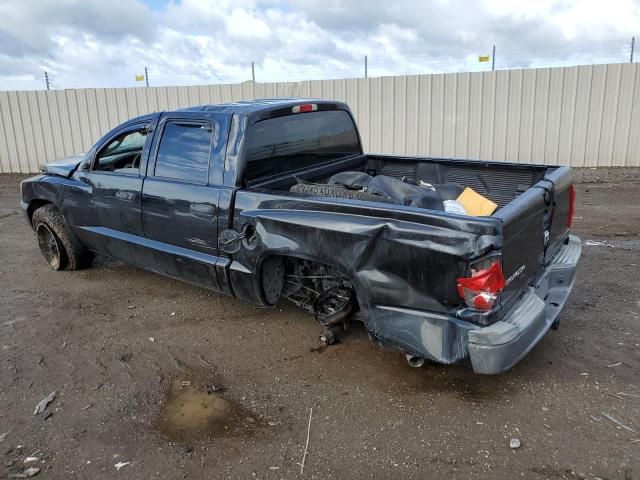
left=468, top=235, right=581, bottom=374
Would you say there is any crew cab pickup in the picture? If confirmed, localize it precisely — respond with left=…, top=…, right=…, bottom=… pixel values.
left=20, top=98, right=581, bottom=374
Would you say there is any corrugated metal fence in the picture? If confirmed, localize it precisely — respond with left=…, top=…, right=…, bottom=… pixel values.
left=2, top=63, right=640, bottom=173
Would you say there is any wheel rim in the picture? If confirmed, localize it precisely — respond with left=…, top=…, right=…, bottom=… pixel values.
left=36, top=224, right=61, bottom=269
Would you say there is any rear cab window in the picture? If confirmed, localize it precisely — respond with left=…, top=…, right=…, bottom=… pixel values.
left=244, top=109, right=361, bottom=182
left=154, top=121, right=214, bottom=184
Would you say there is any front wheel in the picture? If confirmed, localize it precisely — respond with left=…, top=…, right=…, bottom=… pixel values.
left=32, top=204, right=93, bottom=271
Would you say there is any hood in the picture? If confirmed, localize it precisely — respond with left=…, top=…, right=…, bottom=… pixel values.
left=41, top=153, right=86, bottom=178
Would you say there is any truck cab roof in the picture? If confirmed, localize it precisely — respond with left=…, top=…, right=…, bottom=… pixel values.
left=177, top=98, right=346, bottom=116
left=124, top=97, right=351, bottom=128
left=124, top=98, right=351, bottom=129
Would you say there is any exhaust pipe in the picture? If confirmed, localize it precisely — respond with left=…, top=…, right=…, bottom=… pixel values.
left=405, top=354, right=425, bottom=368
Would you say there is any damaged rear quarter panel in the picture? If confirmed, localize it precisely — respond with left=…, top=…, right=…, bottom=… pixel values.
left=228, top=190, right=502, bottom=362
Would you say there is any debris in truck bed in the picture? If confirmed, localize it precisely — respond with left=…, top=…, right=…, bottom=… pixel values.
left=456, top=187, right=498, bottom=216
left=443, top=199, right=467, bottom=215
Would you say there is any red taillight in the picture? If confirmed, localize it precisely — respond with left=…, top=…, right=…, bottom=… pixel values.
left=568, top=185, right=576, bottom=228
left=457, top=261, right=506, bottom=312
left=292, top=104, right=318, bottom=113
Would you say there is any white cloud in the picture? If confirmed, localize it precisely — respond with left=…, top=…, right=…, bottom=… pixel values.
left=0, top=0, right=639, bottom=90
left=225, top=8, right=272, bottom=40
left=484, top=0, right=640, bottom=38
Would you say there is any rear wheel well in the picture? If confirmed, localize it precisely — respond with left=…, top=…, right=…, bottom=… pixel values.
left=260, top=255, right=356, bottom=326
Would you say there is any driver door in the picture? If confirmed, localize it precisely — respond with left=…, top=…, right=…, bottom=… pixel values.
left=71, top=121, right=152, bottom=259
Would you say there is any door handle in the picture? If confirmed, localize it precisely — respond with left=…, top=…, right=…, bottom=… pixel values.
left=190, top=203, right=216, bottom=217
left=115, top=191, right=137, bottom=201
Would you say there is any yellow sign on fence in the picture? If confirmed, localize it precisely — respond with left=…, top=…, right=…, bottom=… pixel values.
left=478, top=55, right=490, bottom=63
left=135, top=75, right=145, bottom=81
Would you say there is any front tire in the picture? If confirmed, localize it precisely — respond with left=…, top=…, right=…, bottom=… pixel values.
left=32, top=204, right=92, bottom=270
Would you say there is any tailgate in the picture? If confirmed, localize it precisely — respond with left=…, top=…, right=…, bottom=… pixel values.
left=494, top=166, right=573, bottom=308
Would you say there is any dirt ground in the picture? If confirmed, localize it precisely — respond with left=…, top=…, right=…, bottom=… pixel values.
left=1, top=170, right=639, bottom=480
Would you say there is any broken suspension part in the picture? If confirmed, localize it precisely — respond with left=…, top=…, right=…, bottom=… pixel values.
left=281, top=258, right=355, bottom=327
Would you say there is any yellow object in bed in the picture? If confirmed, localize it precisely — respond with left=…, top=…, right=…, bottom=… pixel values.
left=456, top=187, right=498, bottom=216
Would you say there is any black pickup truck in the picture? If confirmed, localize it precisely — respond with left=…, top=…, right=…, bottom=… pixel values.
left=20, top=98, right=581, bottom=374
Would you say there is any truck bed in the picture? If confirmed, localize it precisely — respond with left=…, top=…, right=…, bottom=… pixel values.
left=249, top=153, right=551, bottom=212
left=243, top=153, right=573, bottom=328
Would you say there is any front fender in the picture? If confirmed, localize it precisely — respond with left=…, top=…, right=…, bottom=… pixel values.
left=20, top=174, right=91, bottom=233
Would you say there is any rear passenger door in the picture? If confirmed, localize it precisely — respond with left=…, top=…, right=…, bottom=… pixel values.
left=141, top=115, right=223, bottom=292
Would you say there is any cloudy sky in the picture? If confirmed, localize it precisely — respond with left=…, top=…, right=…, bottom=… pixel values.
left=0, top=0, right=639, bottom=90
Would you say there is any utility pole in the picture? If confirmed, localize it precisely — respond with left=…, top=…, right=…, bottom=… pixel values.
left=364, top=55, right=368, bottom=78
left=251, top=61, right=255, bottom=82
left=491, top=45, right=496, bottom=71
left=144, top=66, right=149, bottom=87
left=44, top=70, right=50, bottom=90
left=631, top=37, right=635, bottom=63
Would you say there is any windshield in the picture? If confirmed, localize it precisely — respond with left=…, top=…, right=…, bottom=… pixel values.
left=244, top=110, right=361, bottom=182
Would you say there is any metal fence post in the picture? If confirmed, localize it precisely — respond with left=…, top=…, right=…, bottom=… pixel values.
left=631, top=37, right=635, bottom=63
left=492, top=45, right=496, bottom=71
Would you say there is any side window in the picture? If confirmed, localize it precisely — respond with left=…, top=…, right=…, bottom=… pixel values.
left=154, top=122, right=213, bottom=183
left=94, top=127, right=148, bottom=173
